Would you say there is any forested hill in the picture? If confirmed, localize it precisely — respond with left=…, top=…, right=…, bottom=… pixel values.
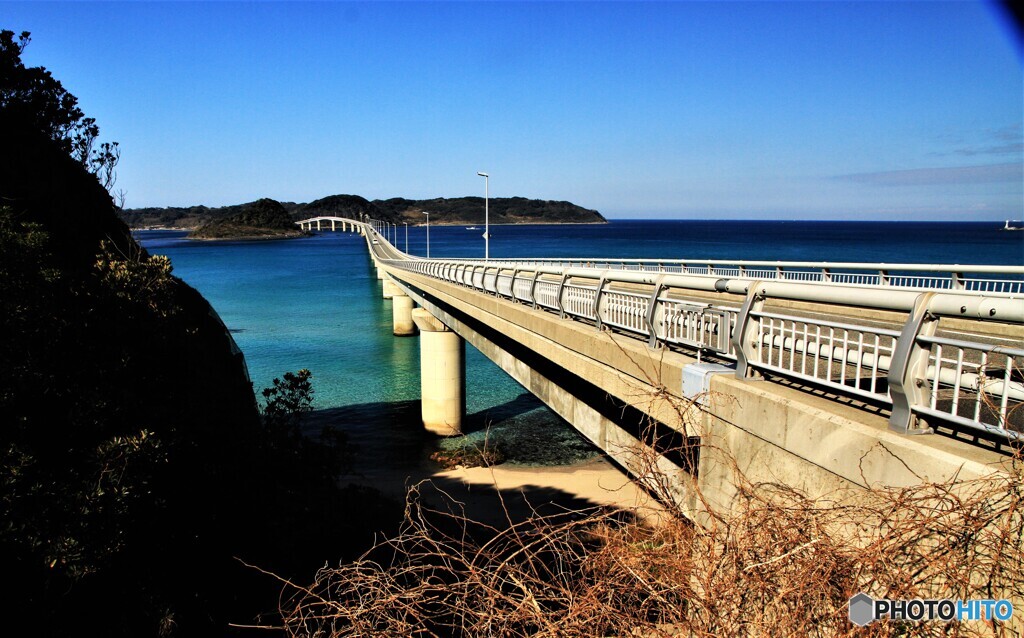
left=121, top=194, right=606, bottom=229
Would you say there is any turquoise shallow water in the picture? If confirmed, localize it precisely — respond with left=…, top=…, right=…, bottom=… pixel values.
left=141, top=229, right=542, bottom=414
left=140, top=228, right=584, bottom=467
left=138, top=220, right=1022, bottom=467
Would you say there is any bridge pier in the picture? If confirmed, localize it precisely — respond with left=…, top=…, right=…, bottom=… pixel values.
left=412, top=308, right=464, bottom=436
left=382, top=278, right=399, bottom=299
left=392, top=293, right=416, bottom=336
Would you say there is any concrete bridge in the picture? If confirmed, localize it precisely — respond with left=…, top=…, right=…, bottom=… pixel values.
left=296, top=215, right=1023, bottom=520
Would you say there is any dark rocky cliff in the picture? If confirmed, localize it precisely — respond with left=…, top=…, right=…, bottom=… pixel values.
left=0, top=31, right=396, bottom=634
left=0, top=123, right=383, bottom=636
left=0, top=121, right=260, bottom=632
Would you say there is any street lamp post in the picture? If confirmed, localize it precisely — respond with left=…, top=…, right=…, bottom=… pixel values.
left=422, top=211, right=430, bottom=258
left=404, top=222, right=408, bottom=253
left=477, top=172, right=489, bottom=260
left=477, top=171, right=489, bottom=260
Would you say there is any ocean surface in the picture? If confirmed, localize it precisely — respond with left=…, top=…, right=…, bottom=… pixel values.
left=138, top=220, right=1022, bottom=469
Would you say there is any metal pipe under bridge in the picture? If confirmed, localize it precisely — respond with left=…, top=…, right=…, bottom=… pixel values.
left=298, top=216, right=1023, bottom=521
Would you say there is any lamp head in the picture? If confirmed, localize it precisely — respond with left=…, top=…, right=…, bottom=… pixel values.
left=477, top=172, right=488, bottom=177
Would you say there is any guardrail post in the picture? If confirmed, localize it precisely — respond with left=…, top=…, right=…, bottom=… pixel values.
left=556, top=273, right=569, bottom=319
left=530, top=272, right=541, bottom=309
left=878, top=269, right=890, bottom=286
left=732, top=284, right=766, bottom=379
left=510, top=268, right=521, bottom=301
left=493, top=267, right=503, bottom=295
left=952, top=271, right=965, bottom=290
left=645, top=276, right=667, bottom=348
left=888, top=292, right=939, bottom=435
left=593, top=275, right=609, bottom=329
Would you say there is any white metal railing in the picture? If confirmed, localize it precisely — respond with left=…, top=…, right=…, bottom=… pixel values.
left=402, top=256, right=1024, bottom=296
left=354, top=220, right=1023, bottom=443
left=747, top=310, right=900, bottom=404
left=913, top=336, right=1024, bottom=437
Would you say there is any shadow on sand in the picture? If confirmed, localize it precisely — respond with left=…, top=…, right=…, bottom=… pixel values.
left=301, top=393, right=632, bottom=532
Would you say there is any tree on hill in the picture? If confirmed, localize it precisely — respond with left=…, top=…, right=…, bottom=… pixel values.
left=1, top=30, right=121, bottom=197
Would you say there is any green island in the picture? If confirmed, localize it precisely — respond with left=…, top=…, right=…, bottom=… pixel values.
left=122, top=193, right=606, bottom=240
left=187, top=197, right=308, bottom=240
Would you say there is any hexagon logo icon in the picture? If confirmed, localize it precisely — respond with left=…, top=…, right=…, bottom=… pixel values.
left=849, top=592, right=875, bottom=626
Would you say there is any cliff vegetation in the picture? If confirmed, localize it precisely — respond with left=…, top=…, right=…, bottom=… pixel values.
left=0, top=30, right=398, bottom=636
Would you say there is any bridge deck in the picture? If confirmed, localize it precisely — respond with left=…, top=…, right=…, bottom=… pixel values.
left=302, top=217, right=1020, bottom=520
left=311, top=217, right=1023, bottom=446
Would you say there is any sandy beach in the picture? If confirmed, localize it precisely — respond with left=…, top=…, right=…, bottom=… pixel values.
left=346, top=452, right=663, bottom=530
left=307, top=398, right=663, bottom=530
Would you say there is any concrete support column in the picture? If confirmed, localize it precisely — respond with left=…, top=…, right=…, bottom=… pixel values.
left=392, top=293, right=416, bottom=336
left=382, top=278, right=399, bottom=299
left=331, top=219, right=336, bottom=231
left=376, top=266, right=385, bottom=280
left=412, top=309, right=464, bottom=436
left=316, top=219, right=322, bottom=231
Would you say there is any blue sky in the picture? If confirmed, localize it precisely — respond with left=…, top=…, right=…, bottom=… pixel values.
left=4, top=1, right=1022, bottom=220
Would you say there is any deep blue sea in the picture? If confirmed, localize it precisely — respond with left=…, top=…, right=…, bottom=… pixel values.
left=138, top=220, right=1022, bottom=467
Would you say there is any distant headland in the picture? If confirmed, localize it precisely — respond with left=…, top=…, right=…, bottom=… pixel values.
left=121, top=194, right=606, bottom=239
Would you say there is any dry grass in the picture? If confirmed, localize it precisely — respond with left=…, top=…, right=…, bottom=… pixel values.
left=267, top=438, right=1020, bottom=637
left=271, top=335, right=1022, bottom=636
